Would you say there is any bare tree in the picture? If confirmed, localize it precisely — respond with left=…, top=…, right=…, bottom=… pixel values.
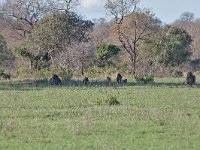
left=105, top=0, right=159, bottom=75
left=0, top=0, right=79, bottom=37
left=90, top=18, right=110, bottom=43
left=53, top=41, right=95, bottom=75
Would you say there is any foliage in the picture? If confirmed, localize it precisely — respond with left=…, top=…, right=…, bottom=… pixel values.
left=17, top=66, right=58, bottom=79
left=97, top=94, right=120, bottom=106
left=194, top=70, right=200, bottom=76
left=1, top=0, right=65, bottom=37
left=106, top=95, right=120, bottom=106
left=96, top=43, right=121, bottom=65
left=106, top=1, right=161, bottom=75
left=135, top=75, right=154, bottom=83
left=14, top=44, right=51, bottom=70
left=0, top=67, right=5, bottom=74
left=87, top=66, right=104, bottom=76
left=153, top=26, right=192, bottom=67
left=0, top=34, right=14, bottom=65
left=27, top=11, right=94, bottom=57
left=172, top=70, right=183, bottom=77
left=189, top=59, right=200, bottom=71
left=87, top=65, right=120, bottom=77
left=58, top=67, right=73, bottom=81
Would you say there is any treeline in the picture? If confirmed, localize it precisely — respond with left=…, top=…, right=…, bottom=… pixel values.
left=0, top=0, right=199, bottom=79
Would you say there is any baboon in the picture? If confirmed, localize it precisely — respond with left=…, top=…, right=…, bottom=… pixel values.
left=183, top=72, right=196, bottom=86
left=107, top=76, right=111, bottom=82
left=116, top=73, right=122, bottom=84
left=50, top=74, right=62, bottom=85
left=106, top=76, right=111, bottom=85
left=0, top=73, right=10, bottom=80
left=122, top=79, right=127, bottom=84
left=42, top=52, right=51, bottom=61
left=83, top=77, right=89, bottom=85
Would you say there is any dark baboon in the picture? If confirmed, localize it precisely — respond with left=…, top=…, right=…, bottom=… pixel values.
left=0, top=73, right=10, bottom=80
left=183, top=72, right=196, bottom=86
left=83, top=77, right=89, bottom=85
left=116, top=73, right=122, bottom=84
left=106, top=76, right=111, bottom=85
left=50, top=74, right=62, bottom=85
left=107, top=76, right=111, bottom=82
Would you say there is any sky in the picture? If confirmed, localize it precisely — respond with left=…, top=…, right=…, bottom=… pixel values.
left=0, top=0, right=199, bottom=24
left=80, top=0, right=200, bottom=23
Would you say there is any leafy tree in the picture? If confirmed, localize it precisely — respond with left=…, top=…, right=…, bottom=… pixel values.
left=0, top=34, right=14, bottom=66
left=153, top=26, right=192, bottom=67
left=180, top=12, right=194, bottom=22
left=14, top=44, right=51, bottom=70
left=25, top=11, right=94, bottom=64
left=173, top=12, right=200, bottom=59
left=96, top=42, right=121, bottom=65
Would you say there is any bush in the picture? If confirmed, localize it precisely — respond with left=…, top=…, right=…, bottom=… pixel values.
left=172, top=70, right=183, bottom=77
left=58, top=67, right=73, bottom=81
left=135, top=75, right=154, bottom=84
left=0, top=67, right=5, bottom=74
left=87, top=66, right=104, bottom=76
left=17, top=68, right=35, bottom=79
left=17, top=67, right=57, bottom=80
left=194, top=71, right=200, bottom=76
left=97, top=94, right=120, bottom=106
left=106, top=95, right=120, bottom=106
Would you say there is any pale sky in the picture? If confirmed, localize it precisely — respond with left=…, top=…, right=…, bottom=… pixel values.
left=80, top=0, right=200, bottom=23
left=0, top=0, right=199, bottom=23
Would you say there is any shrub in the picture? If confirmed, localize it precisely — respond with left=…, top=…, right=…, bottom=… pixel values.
left=0, top=67, right=5, bottom=74
left=172, top=70, right=183, bottom=77
left=194, top=71, right=200, bottom=76
left=87, top=66, right=104, bottom=76
left=17, top=68, right=35, bottom=79
left=58, top=67, right=73, bottom=81
left=97, top=94, right=120, bottom=106
left=106, top=95, right=120, bottom=106
left=135, top=75, right=154, bottom=84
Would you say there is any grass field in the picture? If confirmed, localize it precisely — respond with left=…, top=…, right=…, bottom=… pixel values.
left=0, top=78, right=200, bottom=150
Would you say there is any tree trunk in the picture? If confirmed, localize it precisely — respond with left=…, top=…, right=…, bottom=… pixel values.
left=130, top=44, right=137, bottom=77
left=81, top=62, right=84, bottom=76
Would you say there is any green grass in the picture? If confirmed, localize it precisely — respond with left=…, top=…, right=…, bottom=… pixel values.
left=0, top=78, right=200, bottom=149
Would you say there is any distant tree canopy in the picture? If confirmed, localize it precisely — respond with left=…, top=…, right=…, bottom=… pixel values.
left=14, top=11, right=94, bottom=70
left=96, top=43, right=121, bottom=64
left=0, top=0, right=78, bottom=37
left=0, top=34, right=14, bottom=66
left=152, top=26, right=192, bottom=67
left=179, top=12, right=194, bottom=22
left=26, top=11, right=93, bottom=54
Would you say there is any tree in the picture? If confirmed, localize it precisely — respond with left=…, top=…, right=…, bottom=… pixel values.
left=106, top=0, right=160, bottom=75
left=22, top=11, right=93, bottom=68
left=180, top=12, right=194, bottom=22
left=14, top=44, right=51, bottom=70
left=152, top=26, right=192, bottom=67
left=96, top=42, right=121, bottom=66
left=0, top=0, right=79, bottom=37
left=0, top=34, right=14, bottom=66
left=173, top=12, right=200, bottom=59
left=64, top=42, right=95, bottom=75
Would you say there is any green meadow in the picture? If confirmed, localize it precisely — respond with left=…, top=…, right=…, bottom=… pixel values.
left=0, top=78, right=200, bottom=150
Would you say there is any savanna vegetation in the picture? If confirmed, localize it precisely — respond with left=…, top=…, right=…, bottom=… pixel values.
left=0, top=0, right=200, bottom=149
